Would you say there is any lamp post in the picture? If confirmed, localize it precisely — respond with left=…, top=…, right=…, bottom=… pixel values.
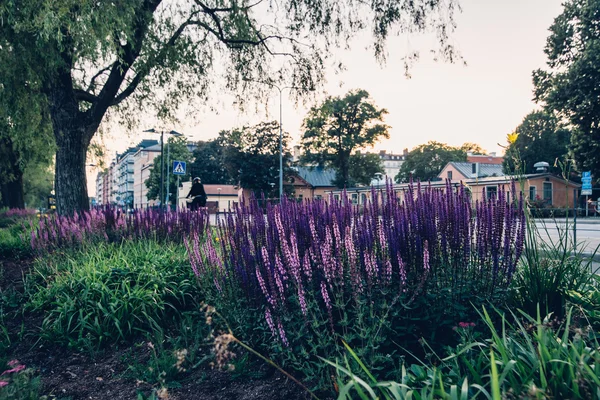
left=143, top=128, right=183, bottom=209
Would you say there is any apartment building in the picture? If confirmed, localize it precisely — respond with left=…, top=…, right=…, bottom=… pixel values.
left=133, top=143, right=161, bottom=209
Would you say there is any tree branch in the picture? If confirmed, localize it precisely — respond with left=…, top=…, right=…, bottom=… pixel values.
left=86, top=64, right=114, bottom=92
left=74, top=89, right=99, bottom=103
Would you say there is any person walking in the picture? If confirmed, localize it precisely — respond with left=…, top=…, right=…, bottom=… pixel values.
left=186, top=177, right=207, bottom=211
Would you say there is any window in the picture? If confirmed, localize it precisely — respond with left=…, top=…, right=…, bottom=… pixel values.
left=447, top=170, right=453, bottom=180
left=351, top=193, right=358, bottom=205
left=529, top=186, right=536, bottom=200
left=361, top=193, right=367, bottom=205
left=543, top=182, right=552, bottom=204
left=315, top=195, right=322, bottom=200
left=334, top=194, right=340, bottom=201
left=486, top=186, right=498, bottom=200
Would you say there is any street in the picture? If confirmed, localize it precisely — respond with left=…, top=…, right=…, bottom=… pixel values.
left=535, top=218, right=600, bottom=255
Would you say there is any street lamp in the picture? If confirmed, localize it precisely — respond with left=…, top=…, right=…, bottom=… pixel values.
left=143, top=128, right=183, bottom=209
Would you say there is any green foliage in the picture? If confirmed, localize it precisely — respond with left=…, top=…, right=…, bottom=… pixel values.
left=502, top=111, right=571, bottom=175
left=344, top=153, right=384, bottom=187
left=0, top=365, right=41, bottom=400
left=460, top=143, right=487, bottom=155
left=189, top=139, right=234, bottom=185
left=329, top=307, right=600, bottom=400
left=301, top=89, right=389, bottom=188
left=145, top=136, right=192, bottom=203
left=0, top=227, right=32, bottom=260
left=220, top=121, right=293, bottom=197
left=512, top=214, right=595, bottom=320
left=25, top=241, right=198, bottom=350
left=122, top=312, right=212, bottom=388
left=533, top=0, right=600, bottom=178
left=396, top=141, right=467, bottom=183
left=567, top=274, right=600, bottom=328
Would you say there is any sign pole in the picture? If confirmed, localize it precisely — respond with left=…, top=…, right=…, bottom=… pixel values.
left=176, top=175, right=180, bottom=210
left=586, top=195, right=589, bottom=217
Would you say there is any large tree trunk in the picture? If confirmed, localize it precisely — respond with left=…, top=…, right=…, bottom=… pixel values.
left=3, top=172, right=25, bottom=209
left=54, top=127, right=91, bottom=215
left=0, top=137, right=25, bottom=209
left=47, top=66, right=94, bottom=216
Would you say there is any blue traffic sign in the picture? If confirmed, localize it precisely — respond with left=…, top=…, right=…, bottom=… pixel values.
left=173, top=161, right=186, bottom=175
left=582, top=171, right=593, bottom=195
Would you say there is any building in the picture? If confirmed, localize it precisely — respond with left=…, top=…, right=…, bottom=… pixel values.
left=115, top=148, right=137, bottom=209
left=377, top=150, right=407, bottom=182
left=133, top=143, right=161, bottom=209
left=107, top=159, right=117, bottom=205
left=467, top=152, right=503, bottom=165
left=292, top=166, right=337, bottom=201
left=439, top=162, right=505, bottom=182
left=95, top=171, right=105, bottom=206
left=327, top=171, right=580, bottom=210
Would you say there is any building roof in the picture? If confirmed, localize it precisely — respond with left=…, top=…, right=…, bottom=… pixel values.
left=295, top=166, right=337, bottom=187
left=448, top=162, right=505, bottom=179
left=143, top=144, right=162, bottom=152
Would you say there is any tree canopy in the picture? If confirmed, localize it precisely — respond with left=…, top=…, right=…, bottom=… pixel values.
left=189, top=139, right=235, bottom=185
left=395, top=141, right=467, bottom=183
left=502, top=111, right=571, bottom=175
left=343, top=153, right=384, bottom=187
left=0, top=0, right=459, bottom=214
left=301, top=89, right=389, bottom=188
left=533, top=0, right=600, bottom=178
left=0, top=35, right=55, bottom=209
left=220, top=121, right=293, bottom=197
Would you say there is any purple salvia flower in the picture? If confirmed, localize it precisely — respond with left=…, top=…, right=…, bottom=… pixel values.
left=277, top=319, right=289, bottom=347
left=265, top=308, right=276, bottom=337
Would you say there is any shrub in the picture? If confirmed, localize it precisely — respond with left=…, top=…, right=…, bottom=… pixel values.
left=0, top=227, right=31, bottom=260
left=329, top=307, right=600, bottom=399
left=186, top=181, right=526, bottom=385
left=0, top=360, right=40, bottom=400
left=28, top=207, right=209, bottom=253
left=26, top=241, right=198, bottom=349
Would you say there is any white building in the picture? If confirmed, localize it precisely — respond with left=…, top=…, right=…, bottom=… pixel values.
left=133, top=143, right=161, bottom=209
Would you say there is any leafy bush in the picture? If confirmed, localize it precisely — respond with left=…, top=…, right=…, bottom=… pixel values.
left=187, top=182, right=526, bottom=385
left=26, top=241, right=198, bottom=349
left=0, top=227, right=31, bottom=260
left=329, top=307, right=600, bottom=399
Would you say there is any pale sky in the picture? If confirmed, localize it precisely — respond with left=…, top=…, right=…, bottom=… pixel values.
left=89, top=0, right=564, bottom=196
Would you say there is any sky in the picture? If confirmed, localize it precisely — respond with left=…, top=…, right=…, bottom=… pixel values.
left=90, top=0, right=565, bottom=196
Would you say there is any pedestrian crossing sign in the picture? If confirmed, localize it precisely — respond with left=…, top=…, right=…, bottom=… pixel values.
left=173, top=161, right=186, bottom=175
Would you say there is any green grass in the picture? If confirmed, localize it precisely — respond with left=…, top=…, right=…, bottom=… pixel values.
left=26, top=240, right=199, bottom=350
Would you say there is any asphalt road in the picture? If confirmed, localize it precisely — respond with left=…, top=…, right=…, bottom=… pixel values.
left=534, top=218, right=600, bottom=255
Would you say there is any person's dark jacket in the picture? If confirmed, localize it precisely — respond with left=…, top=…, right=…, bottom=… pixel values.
left=187, top=182, right=206, bottom=198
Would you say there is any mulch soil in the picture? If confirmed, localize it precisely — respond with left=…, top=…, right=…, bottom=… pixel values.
left=0, top=257, right=316, bottom=400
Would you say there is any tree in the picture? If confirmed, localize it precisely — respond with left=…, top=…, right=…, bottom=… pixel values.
left=189, top=139, right=234, bottom=184
left=146, top=136, right=192, bottom=203
left=301, top=89, right=389, bottom=188
left=0, top=38, right=55, bottom=209
left=533, top=0, right=600, bottom=177
left=342, top=153, right=384, bottom=187
left=395, top=141, right=466, bottom=183
left=460, top=143, right=487, bottom=155
left=502, top=111, right=570, bottom=175
left=220, top=121, right=292, bottom=197
left=0, top=0, right=459, bottom=214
